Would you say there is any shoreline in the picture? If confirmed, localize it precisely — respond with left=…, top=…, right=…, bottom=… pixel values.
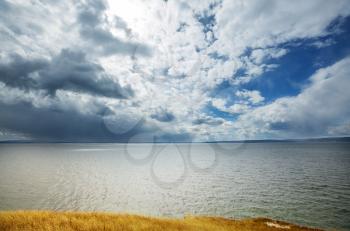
left=0, top=210, right=323, bottom=231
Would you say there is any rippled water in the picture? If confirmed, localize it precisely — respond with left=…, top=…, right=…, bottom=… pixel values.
left=0, top=142, right=349, bottom=230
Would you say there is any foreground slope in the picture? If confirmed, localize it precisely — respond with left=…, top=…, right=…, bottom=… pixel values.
left=0, top=211, right=322, bottom=231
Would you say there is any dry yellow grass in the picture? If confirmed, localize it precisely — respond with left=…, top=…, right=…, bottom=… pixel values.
left=0, top=210, right=322, bottom=231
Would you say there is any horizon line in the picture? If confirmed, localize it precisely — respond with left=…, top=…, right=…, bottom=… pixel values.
left=1, top=136, right=350, bottom=144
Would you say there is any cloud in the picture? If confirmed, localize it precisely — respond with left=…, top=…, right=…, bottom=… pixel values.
left=192, top=115, right=224, bottom=126
left=212, top=0, right=350, bottom=57
left=0, top=0, right=350, bottom=141
left=0, top=49, right=134, bottom=99
left=236, top=90, right=264, bottom=105
left=0, top=101, right=115, bottom=142
left=250, top=48, right=288, bottom=65
left=151, top=107, right=176, bottom=122
left=235, top=57, right=350, bottom=138
left=212, top=98, right=250, bottom=115
left=0, top=0, right=42, bottom=37
left=77, top=0, right=152, bottom=57
left=0, top=84, right=190, bottom=142
left=0, top=53, right=48, bottom=89
left=0, top=0, right=79, bottom=58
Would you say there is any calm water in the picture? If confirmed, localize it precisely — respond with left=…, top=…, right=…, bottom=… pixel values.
left=0, top=142, right=349, bottom=230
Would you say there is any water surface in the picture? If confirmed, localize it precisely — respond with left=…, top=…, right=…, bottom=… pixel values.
left=0, top=142, right=349, bottom=230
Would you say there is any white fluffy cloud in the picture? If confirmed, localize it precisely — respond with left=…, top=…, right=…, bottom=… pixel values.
left=235, top=57, right=350, bottom=138
left=236, top=90, right=264, bottom=105
left=212, top=98, right=250, bottom=114
left=250, top=48, right=288, bottom=65
left=212, top=0, right=350, bottom=57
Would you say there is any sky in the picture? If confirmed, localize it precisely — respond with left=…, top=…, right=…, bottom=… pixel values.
left=0, top=0, right=350, bottom=142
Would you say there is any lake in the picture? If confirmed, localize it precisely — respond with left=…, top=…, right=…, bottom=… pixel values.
left=0, top=142, right=349, bottom=230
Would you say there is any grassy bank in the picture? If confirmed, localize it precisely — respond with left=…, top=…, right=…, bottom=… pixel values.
left=0, top=211, right=322, bottom=231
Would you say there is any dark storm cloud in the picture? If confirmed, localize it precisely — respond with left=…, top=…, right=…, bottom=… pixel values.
left=0, top=102, right=130, bottom=142
left=77, top=0, right=152, bottom=57
left=37, top=49, right=134, bottom=98
left=0, top=54, right=48, bottom=89
left=0, top=101, right=192, bottom=142
left=0, top=49, right=134, bottom=99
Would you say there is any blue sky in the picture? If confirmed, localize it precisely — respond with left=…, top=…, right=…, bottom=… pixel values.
left=0, top=0, right=350, bottom=142
left=244, top=17, right=350, bottom=102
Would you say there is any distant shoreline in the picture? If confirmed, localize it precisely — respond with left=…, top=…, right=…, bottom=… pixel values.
left=0, top=210, right=323, bottom=231
left=0, top=136, right=349, bottom=144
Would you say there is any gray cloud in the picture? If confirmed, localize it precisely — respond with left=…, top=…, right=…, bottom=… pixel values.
left=0, top=49, right=134, bottom=99
left=0, top=101, right=115, bottom=142
left=0, top=54, right=48, bottom=89
left=0, top=0, right=44, bottom=37
left=0, top=100, right=191, bottom=142
left=0, top=100, right=159, bottom=142
left=38, top=49, right=134, bottom=98
left=151, top=108, right=175, bottom=122
left=0, top=0, right=10, bottom=10
left=192, top=116, right=224, bottom=126
left=114, top=15, right=132, bottom=36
